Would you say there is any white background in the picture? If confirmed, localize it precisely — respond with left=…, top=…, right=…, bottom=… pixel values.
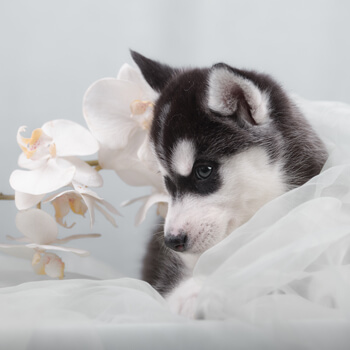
left=0, top=0, right=349, bottom=278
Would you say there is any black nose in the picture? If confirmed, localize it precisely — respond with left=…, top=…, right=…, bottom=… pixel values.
left=164, top=233, right=188, bottom=252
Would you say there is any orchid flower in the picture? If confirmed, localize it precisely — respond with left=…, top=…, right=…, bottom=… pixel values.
left=83, top=64, right=169, bottom=223
left=45, top=182, right=121, bottom=228
left=31, top=252, right=65, bottom=279
left=10, top=120, right=102, bottom=210
left=0, top=209, right=100, bottom=278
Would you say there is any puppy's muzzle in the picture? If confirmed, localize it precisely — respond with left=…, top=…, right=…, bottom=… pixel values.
left=165, top=232, right=188, bottom=252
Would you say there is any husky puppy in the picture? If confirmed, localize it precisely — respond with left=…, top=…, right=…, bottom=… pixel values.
left=131, top=51, right=327, bottom=315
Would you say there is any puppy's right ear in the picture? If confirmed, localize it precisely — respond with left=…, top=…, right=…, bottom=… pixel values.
left=130, top=50, right=178, bottom=92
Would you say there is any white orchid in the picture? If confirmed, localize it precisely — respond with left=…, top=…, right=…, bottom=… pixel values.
left=83, top=64, right=161, bottom=186
left=31, top=252, right=65, bottom=279
left=45, top=182, right=121, bottom=228
left=83, top=63, right=169, bottom=223
left=10, top=120, right=102, bottom=210
left=0, top=209, right=100, bottom=278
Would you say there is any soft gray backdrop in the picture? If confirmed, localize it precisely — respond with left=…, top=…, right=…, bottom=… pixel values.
left=0, top=0, right=349, bottom=278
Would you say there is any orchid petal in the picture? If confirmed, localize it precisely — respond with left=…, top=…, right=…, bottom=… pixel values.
left=96, top=127, right=163, bottom=188
left=73, top=183, right=120, bottom=216
left=46, top=186, right=119, bottom=228
left=18, top=152, right=47, bottom=170
left=79, top=193, right=120, bottom=227
left=26, top=243, right=90, bottom=257
left=44, top=189, right=73, bottom=202
left=80, top=194, right=96, bottom=227
left=10, top=158, right=75, bottom=195
left=44, top=254, right=65, bottom=279
left=72, top=183, right=103, bottom=200
left=0, top=245, right=34, bottom=260
left=54, top=233, right=101, bottom=244
left=121, top=194, right=149, bottom=207
left=42, top=120, right=99, bottom=157
left=98, top=199, right=121, bottom=217
left=137, top=135, right=159, bottom=173
left=94, top=202, right=117, bottom=227
left=116, top=63, right=158, bottom=101
left=134, top=193, right=170, bottom=225
left=45, top=189, right=90, bottom=228
left=97, top=127, right=146, bottom=170
left=15, top=191, right=45, bottom=210
left=83, top=78, right=142, bottom=151
left=67, top=194, right=88, bottom=216
left=61, top=156, right=103, bottom=188
left=16, top=209, right=58, bottom=244
left=31, top=253, right=46, bottom=275
left=49, top=194, right=76, bottom=228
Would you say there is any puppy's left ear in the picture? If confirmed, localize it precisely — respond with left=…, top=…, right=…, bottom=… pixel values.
left=207, top=64, right=270, bottom=125
left=131, top=50, right=178, bottom=92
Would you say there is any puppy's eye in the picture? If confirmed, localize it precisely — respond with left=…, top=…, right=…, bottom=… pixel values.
left=195, top=165, right=213, bottom=180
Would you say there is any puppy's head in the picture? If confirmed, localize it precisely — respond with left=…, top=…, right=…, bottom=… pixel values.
left=132, top=51, right=287, bottom=255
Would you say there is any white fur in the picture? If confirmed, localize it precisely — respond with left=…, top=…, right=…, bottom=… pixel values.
left=166, top=277, right=202, bottom=318
left=171, top=139, right=196, bottom=176
left=165, top=147, right=286, bottom=256
left=208, top=67, right=270, bottom=124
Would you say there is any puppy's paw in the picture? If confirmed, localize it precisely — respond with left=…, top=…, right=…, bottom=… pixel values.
left=166, top=277, right=201, bottom=318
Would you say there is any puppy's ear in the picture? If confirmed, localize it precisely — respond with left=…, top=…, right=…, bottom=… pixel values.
left=207, top=64, right=269, bottom=126
left=130, top=50, right=178, bottom=92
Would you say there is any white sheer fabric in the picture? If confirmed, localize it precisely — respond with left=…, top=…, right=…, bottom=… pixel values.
left=1, top=97, right=350, bottom=349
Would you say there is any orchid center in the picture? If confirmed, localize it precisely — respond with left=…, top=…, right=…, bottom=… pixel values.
left=130, top=100, right=154, bottom=131
left=19, top=128, right=43, bottom=159
left=68, top=195, right=87, bottom=216
left=49, top=143, right=57, bottom=157
left=51, top=193, right=88, bottom=228
left=17, top=126, right=54, bottom=160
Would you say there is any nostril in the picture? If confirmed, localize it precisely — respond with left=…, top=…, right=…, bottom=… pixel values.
left=174, top=234, right=187, bottom=251
left=165, top=233, right=188, bottom=252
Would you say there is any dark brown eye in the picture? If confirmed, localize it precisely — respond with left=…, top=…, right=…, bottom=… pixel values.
left=195, top=165, right=213, bottom=180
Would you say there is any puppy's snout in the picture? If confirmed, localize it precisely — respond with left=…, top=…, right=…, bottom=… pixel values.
left=165, top=232, right=188, bottom=252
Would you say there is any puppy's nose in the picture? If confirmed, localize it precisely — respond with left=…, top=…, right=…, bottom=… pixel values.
left=164, top=233, right=188, bottom=252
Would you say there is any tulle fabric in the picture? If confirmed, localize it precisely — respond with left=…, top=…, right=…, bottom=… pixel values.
left=1, top=96, right=350, bottom=350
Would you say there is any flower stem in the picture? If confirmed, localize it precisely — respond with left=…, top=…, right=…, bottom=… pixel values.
left=0, top=193, right=15, bottom=200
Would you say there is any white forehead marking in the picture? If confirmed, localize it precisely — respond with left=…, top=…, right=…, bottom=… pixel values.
left=171, top=139, right=196, bottom=176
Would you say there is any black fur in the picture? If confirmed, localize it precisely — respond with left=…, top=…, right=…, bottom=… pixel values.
left=142, top=224, right=185, bottom=295
left=133, top=52, right=328, bottom=296
left=130, top=50, right=179, bottom=92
